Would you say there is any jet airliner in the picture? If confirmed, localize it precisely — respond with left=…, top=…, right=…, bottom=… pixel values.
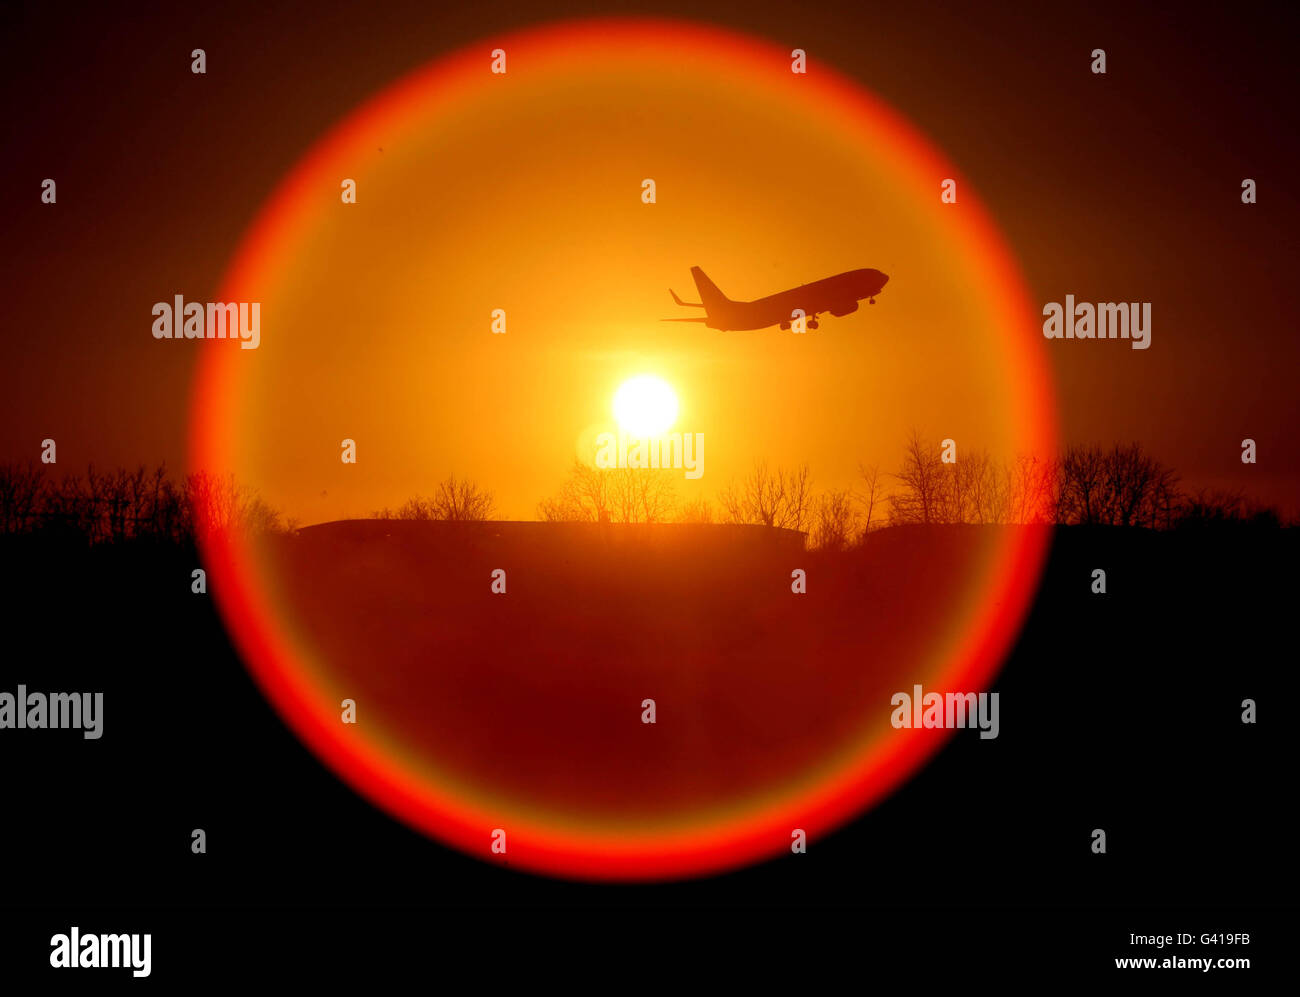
left=664, top=266, right=889, bottom=331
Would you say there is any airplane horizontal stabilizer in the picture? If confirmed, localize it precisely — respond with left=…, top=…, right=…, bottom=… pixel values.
left=660, top=317, right=708, bottom=323
left=670, top=288, right=705, bottom=308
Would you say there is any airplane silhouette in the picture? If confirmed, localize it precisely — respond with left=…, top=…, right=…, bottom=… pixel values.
left=664, top=266, right=889, bottom=331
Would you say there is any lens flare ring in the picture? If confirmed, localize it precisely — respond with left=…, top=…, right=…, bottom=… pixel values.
left=189, top=17, right=1058, bottom=881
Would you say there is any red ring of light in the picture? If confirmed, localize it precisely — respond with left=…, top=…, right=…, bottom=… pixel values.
left=189, top=16, right=1059, bottom=881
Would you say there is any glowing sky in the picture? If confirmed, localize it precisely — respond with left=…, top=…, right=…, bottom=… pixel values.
left=192, top=20, right=1052, bottom=524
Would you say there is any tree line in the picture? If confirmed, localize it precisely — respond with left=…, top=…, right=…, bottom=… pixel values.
left=527, top=431, right=1284, bottom=548
left=1, top=434, right=1283, bottom=549
left=0, top=464, right=287, bottom=545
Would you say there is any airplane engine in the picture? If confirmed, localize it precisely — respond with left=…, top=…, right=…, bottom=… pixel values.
left=829, top=301, right=859, bottom=317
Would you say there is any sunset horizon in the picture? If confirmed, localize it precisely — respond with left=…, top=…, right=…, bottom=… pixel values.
left=3, top=0, right=1295, bottom=981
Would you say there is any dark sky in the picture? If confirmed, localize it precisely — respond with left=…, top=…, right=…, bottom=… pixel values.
left=3, top=0, right=1298, bottom=513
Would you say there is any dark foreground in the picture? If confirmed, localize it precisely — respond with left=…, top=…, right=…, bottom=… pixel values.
left=0, top=522, right=1293, bottom=977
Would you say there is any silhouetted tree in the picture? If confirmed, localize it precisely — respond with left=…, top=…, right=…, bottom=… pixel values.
left=377, top=475, right=496, bottom=521
left=810, top=488, right=860, bottom=550
left=890, top=430, right=946, bottom=524
left=676, top=497, right=715, bottom=524
left=538, top=461, right=610, bottom=522
left=719, top=460, right=812, bottom=531
left=1009, top=455, right=1059, bottom=525
left=941, top=447, right=1010, bottom=524
left=538, top=461, right=677, bottom=524
left=1175, top=489, right=1281, bottom=530
left=0, top=462, right=47, bottom=534
left=611, top=467, right=677, bottom=524
left=431, top=475, right=496, bottom=520
left=185, top=470, right=286, bottom=540
left=0, top=464, right=286, bottom=544
left=1057, top=443, right=1177, bottom=528
left=857, top=462, right=885, bottom=538
left=1057, top=444, right=1106, bottom=524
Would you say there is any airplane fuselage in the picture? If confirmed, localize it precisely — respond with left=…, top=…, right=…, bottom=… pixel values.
left=670, top=267, right=889, bottom=331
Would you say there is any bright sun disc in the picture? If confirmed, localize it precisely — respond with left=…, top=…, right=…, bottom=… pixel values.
left=613, top=375, right=679, bottom=437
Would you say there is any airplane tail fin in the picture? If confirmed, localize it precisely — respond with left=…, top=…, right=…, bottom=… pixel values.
left=690, top=267, right=731, bottom=311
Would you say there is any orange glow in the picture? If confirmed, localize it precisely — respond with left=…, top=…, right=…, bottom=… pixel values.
left=190, top=17, right=1057, bottom=880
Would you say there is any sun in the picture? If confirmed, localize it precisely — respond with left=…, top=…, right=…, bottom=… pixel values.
left=612, top=375, right=679, bottom=437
